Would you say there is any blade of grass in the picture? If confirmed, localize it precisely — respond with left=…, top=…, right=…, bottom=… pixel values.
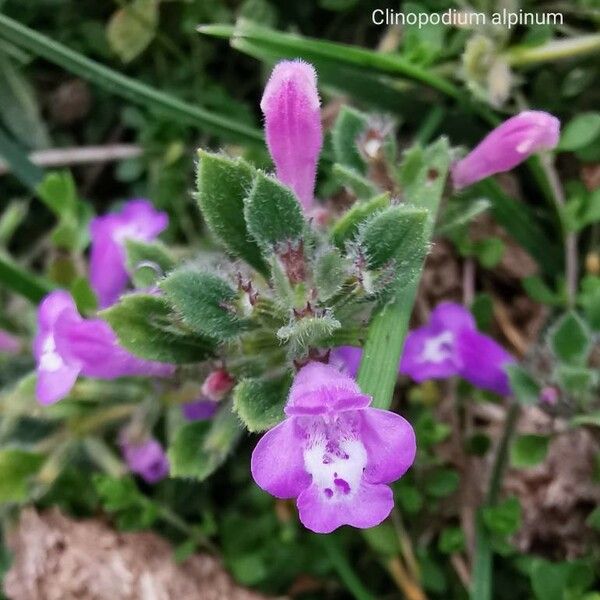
left=0, top=127, right=43, bottom=190
left=0, top=14, right=263, bottom=146
left=0, top=252, right=54, bottom=303
left=201, top=20, right=462, bottom=100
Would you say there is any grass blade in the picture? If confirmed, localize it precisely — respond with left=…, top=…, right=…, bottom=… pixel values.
left=0, top=252, right=54, bottom=303
left=0, top=127, right=43, bottom=190
left=0, top=14, right=263, bottom=146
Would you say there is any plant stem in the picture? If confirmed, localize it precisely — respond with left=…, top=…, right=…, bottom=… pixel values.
left=505, top=34, right=600, bottom=66
left=0, top=14, right=263, bottom=146
left=470, top=402, right=520, bottom=600
left=317, top=534, right=375, bottom=600
left=538, top=153, right=578, bottom=305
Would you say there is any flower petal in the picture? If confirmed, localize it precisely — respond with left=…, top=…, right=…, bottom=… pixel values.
left=399, top=327, right=460, bottom=381
left=429, top=302, right=476, bottom=334
left=36, top=362, right=80, bottom=405
left=360, top=408, right=416, bottom=485
left=251, top=418, right=311, bottom=499
left=330, top=345, right=362, bottom=378
left=261, top=60, right=323, bottom=211
left=455, top=329, right=515, bottom=396
left=285, top=362, right=370, bottom=416
left=297, top=481, right=393, bottom=534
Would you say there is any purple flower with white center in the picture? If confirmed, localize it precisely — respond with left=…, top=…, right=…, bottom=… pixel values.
left=90, top=199, right=168, bottom=308
left=120, top=436, right=169, bottom=484
left=181, top=397, right=218, bottom=421
left=451, top=110, right=560, bottom=189
left=251, top=362, right=416, bottom=534
left=0, top=329, right=20, bottom=354
left=399, top=302, right=515, bottom=396
left=33, top=290, right=174, bottom=405
left=261, top=60, right=323, bottom=211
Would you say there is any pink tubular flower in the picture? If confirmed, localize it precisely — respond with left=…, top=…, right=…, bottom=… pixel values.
left=120, top=436, right=169, bottom=484
left=399, top=302, right=514, bottom=396
left=33, top=290, right=174, bottom=405
left=451, top=110, right=560, bottom=189
left=0, top=329, right=20, bottom=354
left=90, top=199, right=168, bottom=308
left=251, top=362, right=416, bottom=534
left=261, top=60, right=323, bottom=211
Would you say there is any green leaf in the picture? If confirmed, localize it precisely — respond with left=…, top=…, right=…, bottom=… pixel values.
left=357, top=205, right=428, bottom=297
left=107, top=0, right=158, bottom=63
left=472, top=237, right=505, bottom=269
left=438, top=526, right=466, bottom=554
left=0, top=49, right=49, bottom=149
left=425, top=467, right=459, bottom=498
left=93, top=474, right=158, bottom=530
left=331, top=106, right=368, bottom=172
left=0, top=449, right=44, bottom=503
left=244, top=171, right=305, bottom=249
left=161, top=269, right=246, bottom=341
left=36, top=171, right=78, bottom=217
left=196, top=151, right=266, bottom=273
left=510, top=434, right=549, bottom=468
left=395, top=481, right=423, bottom=514
left=522, top=275, right=564, bottom=306
left=125, top=238, right=174, bottom=288
left=548, top=312, right=591, bottom=365
left=363, top=523, right=401, bottom=556
left=556, top=364, right=594, bottom=395
left=277, top=314, right=341, bottom=357
left=101, top=293, right=214, bottom=363
left=530, top=560, right=572, bottom=600
left=168, top=403, right=242, bottom=480
left=331, top=163, right=379, bottom=198
left=579, top=275, right=600, bottom=330
left=482, top=496, right=521, bottom=536
left=313, top=247, right=348, bottom=301
left=233, top=374, right=292, bottom=432
left=331, top=192, right=389, bottom=249
left=506, top=365, right=540, bottom=406
left=559, top=112, right=600, bottom=151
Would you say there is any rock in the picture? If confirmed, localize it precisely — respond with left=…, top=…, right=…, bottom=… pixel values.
left=4, top=508, right=278, bottom=600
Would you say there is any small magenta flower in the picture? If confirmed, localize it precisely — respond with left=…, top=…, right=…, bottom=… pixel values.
left=400, top=302, right=514, bottom=396
left=33, top=290, right=174, bottom=405
left=120, top=435, right=169, bottom=484
left=181, top=397, right=218, bottom=421
left=201, top=368, right=234, bottom=402
left=251, top=362, right=416, bottom=533
left=261, top=60, right=323, bottom=211
left=0, top=329, right=20, bottom=354
left=451, top=110, right=560, bottom=189
left=90, top=199, right=168, bottom=308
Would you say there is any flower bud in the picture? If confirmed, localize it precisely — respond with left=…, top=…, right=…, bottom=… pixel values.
left=451, top=110, right=560, bottom=189
left=261, top=60, right=323, bottom=211
left=201, top=368, right=234, bottom=402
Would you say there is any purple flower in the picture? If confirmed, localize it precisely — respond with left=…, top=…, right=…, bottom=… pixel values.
left=451, top=110, right=560, bottom=189
left=329, top=346, right=363, bottom=378
left=181, top=397, right=218, bottom=421
left=399, top=302, right=514, bottom=396
left=539, top=386, right=559, bottom=406
left=251, top=362, right=416, bottom=534
left=90, top=199, right=168, bottom=308
left=120, top=436, right=169, bottom=484
left=261, top=60, right=323, bottom=211
left=33, top=290, right=174, bottom=405
left=0, top=329, right=20, bottom=354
